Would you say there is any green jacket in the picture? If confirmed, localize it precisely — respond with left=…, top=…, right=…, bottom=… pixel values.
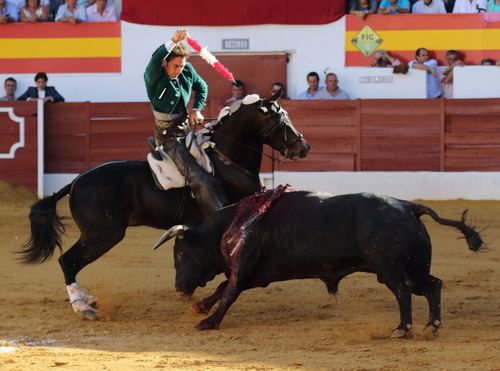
left=144, top=43, right=207, bottom=115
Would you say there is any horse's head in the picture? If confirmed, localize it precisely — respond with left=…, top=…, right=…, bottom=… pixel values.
left=256, top=90, right=310, bottom=160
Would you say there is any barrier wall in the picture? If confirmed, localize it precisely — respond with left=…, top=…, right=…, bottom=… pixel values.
left=0, top=101, right=39, bottom=192
left=42, top=99, right=500, bottom=175
left=1, top=99, right=499, bottom=198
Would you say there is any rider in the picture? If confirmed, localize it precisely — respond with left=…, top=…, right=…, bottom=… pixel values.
left=144, top=28, right=227, bottom=217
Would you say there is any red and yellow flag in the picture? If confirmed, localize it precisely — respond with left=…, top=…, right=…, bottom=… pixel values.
left=0, top=22, right=121, bottom=73
left=346, top=14, right=500, bottom=66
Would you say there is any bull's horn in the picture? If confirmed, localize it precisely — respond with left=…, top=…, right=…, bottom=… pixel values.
left=153, top=225, right=186, bottom=250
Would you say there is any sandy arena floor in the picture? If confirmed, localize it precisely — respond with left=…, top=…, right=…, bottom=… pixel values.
left=0, top=181, right=498, bottom=370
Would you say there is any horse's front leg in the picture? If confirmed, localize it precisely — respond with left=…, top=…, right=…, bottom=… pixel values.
left=66, top=282, right=98, bottom=320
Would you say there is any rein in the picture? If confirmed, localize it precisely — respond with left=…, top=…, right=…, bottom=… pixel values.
left=212, top=147, right=261, bottom=183
left=195, top=121, right=287, bottom=164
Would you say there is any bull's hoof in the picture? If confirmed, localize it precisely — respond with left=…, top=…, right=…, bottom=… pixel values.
left=191, top=302, right=209, bottom=314
left=82, top=309, right=97, bottom=321
left=195, top=318, right=219, bottom=331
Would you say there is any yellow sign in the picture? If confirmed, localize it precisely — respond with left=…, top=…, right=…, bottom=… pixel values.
left=351, top=25, right=383, bottom=57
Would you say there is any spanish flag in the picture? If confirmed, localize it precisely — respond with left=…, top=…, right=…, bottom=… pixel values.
left=0, top=22, right=121, bottom=73
left=346, top=14, right=500, bottom=66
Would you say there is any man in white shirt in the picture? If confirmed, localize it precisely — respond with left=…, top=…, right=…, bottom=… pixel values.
left=86, top=0, right=117, bottom=21
left=297, top=72, right=324, bottom=99
left=0, top=0, right=19, bottom=22
left=55, top=0, right=87, bottom=22
left=453, top=0, right=487, bottom=13
left=408, top=48, right=442, bottom=98
left=0, top=77, right=17, bottom=101
left=314, top=73, right=350, bottom=100
left=412, top=0, right=447, bottom=13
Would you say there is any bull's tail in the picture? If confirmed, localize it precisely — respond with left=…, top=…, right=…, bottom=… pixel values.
left=18, top=184, right=72, bottom=264
left=412, top=204, right=484, bottom=252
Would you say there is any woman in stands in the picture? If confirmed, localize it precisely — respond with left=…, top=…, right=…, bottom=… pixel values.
left=19, top=0, right=49, bottom=22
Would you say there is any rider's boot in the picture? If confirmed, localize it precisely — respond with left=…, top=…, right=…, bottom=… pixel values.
left=163, top=139, right=228, bottom=217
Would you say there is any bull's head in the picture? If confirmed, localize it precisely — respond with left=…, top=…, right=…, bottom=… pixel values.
left=154, top=225, right=220, bottom=297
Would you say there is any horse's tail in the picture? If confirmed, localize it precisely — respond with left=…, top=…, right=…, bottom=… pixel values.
left=412, top=203, right=484, bottom=252
left=18, top=184, right=72, bottom=264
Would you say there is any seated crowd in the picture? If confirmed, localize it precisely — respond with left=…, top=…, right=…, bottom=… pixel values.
left=0, top=0, right=118, bottom=23
left=299, top=46, right=499, bottom=100
left=1, top=72, right=65, bottom=102
left=350, top=0, right=498, bottom=18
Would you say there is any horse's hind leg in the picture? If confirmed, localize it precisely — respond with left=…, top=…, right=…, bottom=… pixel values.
left=59, top=228, right=125, bottom=320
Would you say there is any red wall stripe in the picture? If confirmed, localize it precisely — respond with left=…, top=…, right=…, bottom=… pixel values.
left=1, top=22, right=121, bottom=38
left=0, top=58, right=121, bottom=74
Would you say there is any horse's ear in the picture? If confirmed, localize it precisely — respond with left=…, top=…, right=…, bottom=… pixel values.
left=270, top=88, right=282, bottom=102
left=153, top=225, right=187, bottom=250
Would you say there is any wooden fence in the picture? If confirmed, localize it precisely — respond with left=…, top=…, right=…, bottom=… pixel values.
left=1, top=99, right=500, bottom=193
left=43, top=98, right=500, bottom=174
left=0, top=101, right=38, bottom=191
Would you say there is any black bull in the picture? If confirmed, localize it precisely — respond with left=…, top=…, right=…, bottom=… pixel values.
left=155, top=190, right=484, bottom=338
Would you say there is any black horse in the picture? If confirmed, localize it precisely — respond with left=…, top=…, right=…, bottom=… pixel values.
left=20, top=92, right=310, bottom=320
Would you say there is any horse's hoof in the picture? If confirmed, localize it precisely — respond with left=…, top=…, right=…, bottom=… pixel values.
left=82, top=309, right=97, bottom=320
left=390, top=329, right=408, bottom=339
left=87, top=300, right=98, bottom=309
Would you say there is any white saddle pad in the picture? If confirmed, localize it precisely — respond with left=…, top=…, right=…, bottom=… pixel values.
left=147, top=132, right=214, bottom=191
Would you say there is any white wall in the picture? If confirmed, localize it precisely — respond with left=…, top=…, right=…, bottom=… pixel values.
left=454, top=66, right=500, bottom=99
left=1, top=20, right=345, bottom=102
left=332, top=67, right=426, bottom=99
left=274, top=171, right=500, bottom=200
left=44, top=171, right=500, bottom=200
left=3, top=19, right=499, bottom=102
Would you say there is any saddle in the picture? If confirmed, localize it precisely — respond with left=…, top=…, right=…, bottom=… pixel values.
left=147, top=127, right=216, bottom=191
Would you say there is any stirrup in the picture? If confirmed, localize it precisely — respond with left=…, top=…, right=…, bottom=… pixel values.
left=148, top=137, right=162, bottom=161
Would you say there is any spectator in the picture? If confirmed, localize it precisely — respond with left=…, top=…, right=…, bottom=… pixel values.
left=408, top=48, right=441, bottom=98
left=349, top=0, right=378, bottom=19
left=19, top=0, right=49, bottom=22
left=370, top=49, right=401, bottom=67
left=441, top=50, right=465, bottom=99
left=17, top=72, right=65, bottom=103
left=314, top=73, right=350, bottom=100
left=297, top=72, right=324, bottom=99
left=445, top=0, right=456, bottom=12
left=86, top=0, right=116, bottom=21
left=270, top=82, right=286, bottom=98
left=47, top=0, right=63, bottom=20
left=481, top=58, right=495, bottom=65
left=377, top=0, right=411, bottom=13
left=453, top=0, right=487, bottom=12
left=55, top=0, right=86, bottom=22
left=487, top=0, right=500, bottom=11
left=0, top=77, right=17, bottom=101
left=77, top=0, right=95, bottom=6
left=224, top=80, right=244, bottom=106
left=0, top=0, right=19, bottom=22
left=412, top=0, right=447, bottom=13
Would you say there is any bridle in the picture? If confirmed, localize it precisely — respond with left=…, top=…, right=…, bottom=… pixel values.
left=257, top=100, right=303, bottom=159
left=196, top=99, right=303, bottom=165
